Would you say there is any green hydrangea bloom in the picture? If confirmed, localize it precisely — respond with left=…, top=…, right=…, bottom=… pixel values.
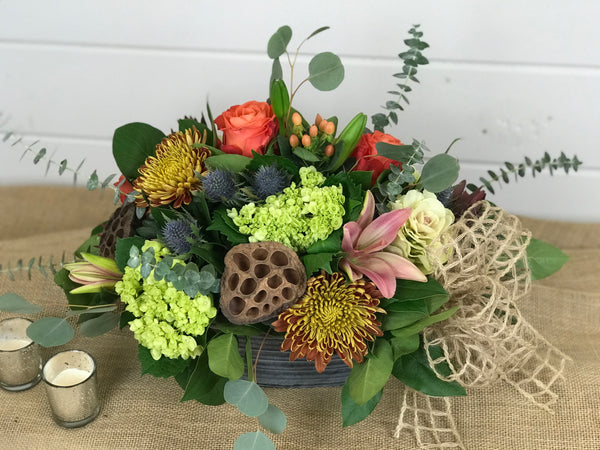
left=115, top=241, right=217, bottom=360
left=228, top=166, right=345, bottom=252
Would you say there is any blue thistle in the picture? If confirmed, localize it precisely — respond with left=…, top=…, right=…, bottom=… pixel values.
left=203, top=169, right=237, bottom=203
left=252, top=165, right=291, bottom=199
left=162, top=220, right=194, bottom=254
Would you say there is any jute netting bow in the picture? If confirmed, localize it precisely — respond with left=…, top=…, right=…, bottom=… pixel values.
left=395, top=202, right=569, bottom=449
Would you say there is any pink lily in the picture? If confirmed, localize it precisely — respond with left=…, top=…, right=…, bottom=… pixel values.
left=63, top=253, right=123, bottom=294
left=339, top=191, right=426, bottom=298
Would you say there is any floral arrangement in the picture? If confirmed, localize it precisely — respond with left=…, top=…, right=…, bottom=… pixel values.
left=0, top=25, right=580, bottom=449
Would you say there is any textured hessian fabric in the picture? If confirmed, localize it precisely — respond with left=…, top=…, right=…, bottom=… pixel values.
left=0, top=187, right=598, bottom=449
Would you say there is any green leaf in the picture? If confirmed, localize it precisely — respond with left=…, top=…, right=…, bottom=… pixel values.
left=0, top=293, right=43, bottom=314
left=26, top=317, right=74, bottom=347
left=207, top=209, right=249, bottom=246
left=79, top=311, right=120, bottom=337
left=114, top=236, right=145, bottom=272
left=305, top=228, right=342, bottom=254
left=375, top=142, right=418, bottom=163
left=267, top=25, right=292, bottom=59
left=420, top=153, right=460, bottom=193
left=258, top=404, right=287, bottom=434
left=391, top=306, right=458, bottom=339
left=308, top=52, right=345, bottom=91
left=302, top=252, right=335, bottom=275
left=138, top=345, right=190, bottom=378
left=347, top=339, right=393, bottom=405
left=381, top=299, right=429, bottom=331
left=234, top=431, right=275, bottom=450
left=527, top=238, right=569, bottom=280
left=306, top=26, right=330, bottom=40
left=389, top=334, right=420, bottom=361
left=86, top=170, right=99, bottom=190
left=211, top=317, right=269, bottom=337
left=176, top=351, right=227, bottom=405
left=224, top=379, right=269, bottom=417
left=392, top=341, right=466, bottom=397
left=341, top=383, right=382, bottom=427
left=205, top=154, right=252, bottom=172
left=292, top=146, right=321, bottom=162
left=392, top=277, right=449, bottom=314
left=112, top=122, right=165, bottom=180
left=207, top=333, right=244, bottom=380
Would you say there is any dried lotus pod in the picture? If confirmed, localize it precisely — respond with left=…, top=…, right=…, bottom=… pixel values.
left=98, top=202, right=141, bottom=259
left=220, top=242, right=307, bottom=325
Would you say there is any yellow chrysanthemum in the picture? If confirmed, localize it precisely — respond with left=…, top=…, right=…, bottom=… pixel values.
left=272, top=272, right=384, bottom=373
left=133, top=127, right=210, bottom=208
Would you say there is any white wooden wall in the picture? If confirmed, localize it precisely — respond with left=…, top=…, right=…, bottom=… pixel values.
left=1, top=0, right=599, bottom=221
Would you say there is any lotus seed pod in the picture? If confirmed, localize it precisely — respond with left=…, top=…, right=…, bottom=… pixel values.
left=98, top=202, right=141, bottom=259
left=220, top=242, right=307, bottom=324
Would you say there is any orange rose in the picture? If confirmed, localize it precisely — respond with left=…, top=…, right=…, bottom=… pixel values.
left=214, top=101, right=278, bottom=157
left=350, top=131, right=403, bottom=185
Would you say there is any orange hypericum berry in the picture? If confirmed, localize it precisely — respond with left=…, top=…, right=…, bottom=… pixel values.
left=324, top=121, right=335, bottom=135
left=289, top=134, right=300, bottom=147
left=314, top=113, right=323, bottom=127
left=301, top=134, right=311, bottom=147
left=292, top=112, right=302, bottom=126
left=324, top=144, right=335, bottom=157
left=309, top=125, right=318, bottom=138
left=318, top=120, right=328, bottom=132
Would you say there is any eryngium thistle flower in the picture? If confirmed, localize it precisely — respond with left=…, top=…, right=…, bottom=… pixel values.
left=133, top=127, right=210, bottom=208
left=162, top=220, right=194, bottom=254
left=203, top=169, right=237, bottom=202
left=272, top=272, right=384, bottom=373
left=251, top=165, right=291, bottom=199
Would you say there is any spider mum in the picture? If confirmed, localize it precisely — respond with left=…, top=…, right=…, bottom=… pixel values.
left=272, top=272, right=384, bottom=373
left=133, top=127, right=210, bottom=208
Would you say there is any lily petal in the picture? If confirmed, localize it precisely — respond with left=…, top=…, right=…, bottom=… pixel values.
left=356, top=190, right=376, bottom=230
left=356, top=207, right=412, bottom=253
left=351, top=255, right=399, bottom=298
left=339, top=258, right=362, bottom=281
left=375, top=251, right=427, bottom=282
left=341, top=222, right=363, bottom=253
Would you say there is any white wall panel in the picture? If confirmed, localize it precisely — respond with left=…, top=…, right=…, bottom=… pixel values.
left=0, top=1, right=598, bottom=221
left=0, top=0, right=598, bottom=66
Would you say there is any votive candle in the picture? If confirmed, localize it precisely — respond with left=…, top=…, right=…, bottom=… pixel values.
left=42, top=350, right=100, bottom=428
left=0, top=317, right=42, bottom=391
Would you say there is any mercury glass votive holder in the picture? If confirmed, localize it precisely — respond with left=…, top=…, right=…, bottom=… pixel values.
left=0, top=317, right=42, bottom=391
left=42, top=350, right=100, bottom=428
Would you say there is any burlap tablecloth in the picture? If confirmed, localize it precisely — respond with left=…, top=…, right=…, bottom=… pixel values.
left=1, top=186, right=599, bottom=450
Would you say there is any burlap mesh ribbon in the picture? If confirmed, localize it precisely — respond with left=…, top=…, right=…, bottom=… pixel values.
left=394, top=202, right=569, bottom=449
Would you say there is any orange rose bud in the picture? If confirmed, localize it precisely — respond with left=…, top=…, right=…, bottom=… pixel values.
left=289, top=134, right=300, bottom=147
left=324, top=144, right=335, bottom=157
left=324, top=121, right=335, bottom=135
left=292, top=112, right=302, bottom=126
left=309, top=125, right=318, bottom=138
left=318, top=120, right=328, bottom=132
left=314, top=113, right=323, bottom=127
left=301, top=134, right=311, bottom=147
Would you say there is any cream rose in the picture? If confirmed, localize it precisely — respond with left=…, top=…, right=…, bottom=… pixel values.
left=387, top=190, right=454, bottom=274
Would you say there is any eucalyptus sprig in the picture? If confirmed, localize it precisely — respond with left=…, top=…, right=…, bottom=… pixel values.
left=371, top=25, right=429, bottom=132
left=267, top=26, right=344, bottom=125
left=471, top=151, right=583, bottom=194
left=0, top=253, right=71, bottom=281
left=1, top=116, right=126, bottom=203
